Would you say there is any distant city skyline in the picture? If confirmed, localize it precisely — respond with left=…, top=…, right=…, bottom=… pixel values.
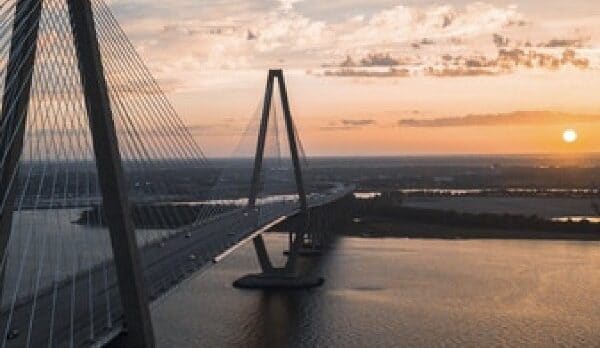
left=108, top=0, right=600, bottom=156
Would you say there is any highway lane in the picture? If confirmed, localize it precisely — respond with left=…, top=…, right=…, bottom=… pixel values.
left=1, top=187, right=353, bottom=347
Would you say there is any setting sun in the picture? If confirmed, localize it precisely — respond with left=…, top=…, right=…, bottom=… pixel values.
left=562, top=129, right=578, bottom=143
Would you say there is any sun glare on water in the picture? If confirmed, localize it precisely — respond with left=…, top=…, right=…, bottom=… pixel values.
left=562, top=129, right=578, bottom=143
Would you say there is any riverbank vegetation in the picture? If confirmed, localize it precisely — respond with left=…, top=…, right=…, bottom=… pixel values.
left=344, top=192, right=600, bottom=240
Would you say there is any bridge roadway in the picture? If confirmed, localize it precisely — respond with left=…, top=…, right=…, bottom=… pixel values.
left=1, top=185, right=353, bottom=347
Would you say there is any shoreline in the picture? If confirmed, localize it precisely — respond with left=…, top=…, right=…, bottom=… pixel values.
left=342, top=216, right=600, bottom=241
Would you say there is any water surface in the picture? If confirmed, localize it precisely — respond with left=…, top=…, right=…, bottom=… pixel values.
left=153, top=234, right=600, bottom=347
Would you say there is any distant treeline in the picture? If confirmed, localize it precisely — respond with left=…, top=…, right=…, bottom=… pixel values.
left=353, top=192, right=600, bottom=235
left=341, top=166, right=600, bottom=193
left=392, top=188, right=600, bottom=199
left=74, top=203, right=237, bottom=229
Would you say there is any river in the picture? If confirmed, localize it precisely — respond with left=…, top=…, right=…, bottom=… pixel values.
left=152, top=234, right=600, bottom=347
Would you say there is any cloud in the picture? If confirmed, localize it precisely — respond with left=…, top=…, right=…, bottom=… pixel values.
left=105, top=1, right=600, bottom=90
left=493, top=33, right=510, bottom=48
left=318, top=44, right=591, bottom=79
left=425, top=66, right=499, bottom=77
left=359, top=53, right=401, bottom=67
left=321, top=67, right=411, bottom=78
left=279, top=0, right=303, bottom=11
left=539, top=38, right=590, bottom=48
left=319, top=126, right=354, bottom=131
left=490, top=32, right=592, bottom=51
left=320, top=118, right=376, bottom=130
left=398, top=111, right=600, bottom=127
left=325, top=52, right=416, bottom=68
left=411, top=38, right=437, bottom=49
left=105, top=1, right=531, bottom=90
left=341, top=119, right=376, bottom=126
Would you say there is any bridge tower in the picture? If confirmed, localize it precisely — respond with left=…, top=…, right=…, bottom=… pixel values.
left=234, top=69, right=323, bottom=289
left=0, top=1, right=155, bottom=346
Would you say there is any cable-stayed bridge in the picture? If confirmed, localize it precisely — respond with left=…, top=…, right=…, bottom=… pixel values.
left=0, top=0, right=353, bottom=347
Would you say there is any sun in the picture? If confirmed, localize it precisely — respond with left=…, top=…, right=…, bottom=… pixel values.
left=562, top=129, right=578, bottom=143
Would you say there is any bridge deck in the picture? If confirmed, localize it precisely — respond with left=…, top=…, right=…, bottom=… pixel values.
left=1, top=186, right=352, bottom=347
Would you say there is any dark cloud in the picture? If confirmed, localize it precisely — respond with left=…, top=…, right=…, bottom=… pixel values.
left=398, top=111, right=600, bottom=128
left=425, top=66, right=499, bottom=77
left=505, top=19, right=529, bottom=28
left=412, top=38, right=436, bottom=49
left=496, top=48, right=590, bottom=70
left=441, top=14, right=455, bottom=28
left=493, top=33, right=510, bottom=48
left=321, top=119, right=376, bottom=131
left=448, top=37, right=464, bottom=45
left=562, top=49, right=590, bottom=68
left=161, top=24, right=239, bottom=36
left=322, top=68, right=411, bottom=78
left=427, top=47, right=590, bottom=77
left=325, top=53, right=413, bottom=68
left=360, top=53, right=401, bottom=67
left=318, top=44, right=590, bottom=79
left=341, top=119, right=376, bottom=126
left=338, top=55, right=356, bottom=67
left=491, top=33, right=590, bottom=49
left=539, top=38, right=588, bottom=48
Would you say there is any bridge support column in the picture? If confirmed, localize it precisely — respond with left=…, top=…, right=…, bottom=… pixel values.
left=0, top=0, right=44, bottom=306
left=284, top=207, right=329, bottom=257
left=234, top=70, right=323, bottom=289
left=67, top=1, right=155, bottom=346
left=252, top=235, right=274, bottom=273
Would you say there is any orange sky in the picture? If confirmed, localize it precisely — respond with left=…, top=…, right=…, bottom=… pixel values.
left=110, top=0, right=600, bottom=156
left=170, top=70, right=600, bottom=156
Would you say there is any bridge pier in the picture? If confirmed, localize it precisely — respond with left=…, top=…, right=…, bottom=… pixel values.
left=234, top=211, right=325, bottom=289
left=283, top=197, right=350, bottom=257
left=233, top=265, right=324, bottom=290
left=252, top=234, right=274, bottom=273
left=234, top=194, right=354, bottom=290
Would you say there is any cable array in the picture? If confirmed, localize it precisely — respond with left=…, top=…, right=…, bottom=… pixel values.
left=0, top=1, right=315, bottom=346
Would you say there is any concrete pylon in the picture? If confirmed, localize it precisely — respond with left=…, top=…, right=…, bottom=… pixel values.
left=0, top=2, right=155, bottom=346
left=234, top=70, right=322, bottom=289
left=68, top=1, right=155, bottom=345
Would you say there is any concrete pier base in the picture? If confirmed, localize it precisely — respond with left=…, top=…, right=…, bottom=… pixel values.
left=233, top=273, right=324, bottom=289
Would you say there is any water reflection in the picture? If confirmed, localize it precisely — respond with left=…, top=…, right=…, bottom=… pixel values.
left=235, top=247, right=328, bottom=347
left=238, top=292, right=303, bottom=348
left=153, top=234, right=600, bottom=347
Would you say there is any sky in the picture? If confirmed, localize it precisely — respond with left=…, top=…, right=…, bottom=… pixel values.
left=107, top=0, right=600, bottom=157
